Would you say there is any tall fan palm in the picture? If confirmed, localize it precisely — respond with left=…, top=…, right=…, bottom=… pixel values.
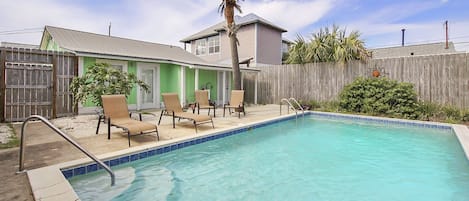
left=218, top=0, right=243, bottom=90
left=287, top=25, right=370, bottom=64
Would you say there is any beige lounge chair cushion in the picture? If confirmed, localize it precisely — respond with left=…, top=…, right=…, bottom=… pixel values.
left=111, top=118, right=157, bottom=135
left=174, top=112, right=212, bottom=122
left=195, top=90, right=213, bottom=108
left=162, top=93, right=212, bottom=122
left=226, top=90, right=244, bottom=108
left=101, top=95, right=157, bottom=135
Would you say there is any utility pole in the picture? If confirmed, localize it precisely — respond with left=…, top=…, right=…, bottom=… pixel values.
left=444, top=20, right=449, bottom=49
left=108, top=22, right=111, bottom=36
left=401, top=29, right=405, bottom=46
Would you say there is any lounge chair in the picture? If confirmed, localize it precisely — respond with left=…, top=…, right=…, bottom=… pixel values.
left=159, top=93, right=214, bottom=132
left=195, top=90, right=216, bottom=117
left=223, top=90, right=245, bottom=118
left=98, top=94, right=159, bottom=147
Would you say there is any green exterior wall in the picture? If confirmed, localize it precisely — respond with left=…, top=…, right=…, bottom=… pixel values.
left=185, top=68, right=195, bottom=103
left=42, top=32, right=62, bottom=51
left=77, top=56, right=222, bottom=109
left=199, top=69, right=218, bottom=101
left=159, top=63, right=181, bottom=98
left=46, top=39, right=61, bottom=51
left=127, top=61, right=137, bottom=104
left=83, top=57, right=97, bottom=107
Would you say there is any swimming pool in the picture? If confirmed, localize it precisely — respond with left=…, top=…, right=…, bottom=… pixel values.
left=68, top=114, right=469, bottom=201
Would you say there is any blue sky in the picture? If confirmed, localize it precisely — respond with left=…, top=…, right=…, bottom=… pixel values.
left=1, top=0, right=468, bottom=51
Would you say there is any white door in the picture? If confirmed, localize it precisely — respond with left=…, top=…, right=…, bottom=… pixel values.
left=217, top=71, right=231, bottom=105
left=137, top=63, right=160, bottom=109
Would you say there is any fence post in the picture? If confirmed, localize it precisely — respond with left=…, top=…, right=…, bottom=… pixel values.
left=52, top=53, right=58, bottom=119
left=73, top=56, right=79, bottom=115
left=0, top=49, right=6, bottom=122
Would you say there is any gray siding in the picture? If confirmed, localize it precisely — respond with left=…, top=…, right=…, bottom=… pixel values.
left=256, top=24, right=282, bottom=65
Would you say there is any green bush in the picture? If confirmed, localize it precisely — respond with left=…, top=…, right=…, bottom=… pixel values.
left=417, top=101, right=440, bottom=121
left=319, top=101, right=340, bottom=112
left=299, top=100, right=321, bottom=110
left=339, top=77, right=420, bottom=119
left=442, top=105, right=463, bottom=121
left=70, top=63, right=149, bottom=107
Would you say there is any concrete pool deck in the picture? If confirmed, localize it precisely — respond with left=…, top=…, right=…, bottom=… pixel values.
left=0, top=104, right=292, bottom=201
left=1, top=104, right=469, bottom=201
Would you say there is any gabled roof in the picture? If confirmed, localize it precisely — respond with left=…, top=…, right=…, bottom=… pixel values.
left=180, top=13, right=287, bottom=43
left=40, top=26, right=259, bottom=72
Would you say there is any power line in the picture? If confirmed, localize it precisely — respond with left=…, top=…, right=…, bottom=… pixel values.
left=0, top=31, right=43, bottom=35
left=0, top=27, right=43, bottom=34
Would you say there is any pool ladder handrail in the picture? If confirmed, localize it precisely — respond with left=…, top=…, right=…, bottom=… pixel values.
left=18, top=115, right=115, bottom=186
left=280, top=98, right=305, bottom=117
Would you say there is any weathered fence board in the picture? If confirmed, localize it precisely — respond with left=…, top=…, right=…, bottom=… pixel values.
left=243, top=53, right=469, bottom=109
left=0, top=47, right=77, bottom=122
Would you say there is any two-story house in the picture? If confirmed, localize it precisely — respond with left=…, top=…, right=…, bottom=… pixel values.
left=180, top=13, right=288, bottom=66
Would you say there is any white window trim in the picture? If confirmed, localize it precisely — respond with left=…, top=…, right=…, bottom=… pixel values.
left=96, top=58, right=128, bottom=72
left=207, top=35, right=220, bottom=55
left=195, top=39, right=207, bottom=56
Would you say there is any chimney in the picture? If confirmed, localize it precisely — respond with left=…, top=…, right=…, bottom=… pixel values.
left=401, top=29, right=405, bottom=46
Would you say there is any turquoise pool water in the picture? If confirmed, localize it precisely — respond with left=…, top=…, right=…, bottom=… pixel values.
left=69, top=116, right=469, bottom=201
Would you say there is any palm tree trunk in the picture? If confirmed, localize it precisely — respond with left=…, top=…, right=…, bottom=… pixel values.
left=229, top=30, right=241, bottom=90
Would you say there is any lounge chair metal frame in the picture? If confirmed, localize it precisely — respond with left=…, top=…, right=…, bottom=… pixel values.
left=98, top=94, right=159, bottom=147
left=194, top=90, right=216, bottom=117
left=159, top=93, right=214, bottom=132
left=223, top=90, right=246, bottom=118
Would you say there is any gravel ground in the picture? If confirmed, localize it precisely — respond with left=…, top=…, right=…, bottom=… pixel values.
left=0, top=124, right=13, bottom=144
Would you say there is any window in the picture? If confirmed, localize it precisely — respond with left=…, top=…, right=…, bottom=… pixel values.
left=96, top=59, right=128, bottom=72
left=208, top=36, right=220, bottom=54
left=195, top=36, right=220, bottom=55
left=110, top=64, right=123, bottom=71
left=195, top=39, right=206, bottom=55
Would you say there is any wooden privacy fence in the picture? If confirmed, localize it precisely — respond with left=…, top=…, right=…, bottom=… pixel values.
left=0, top=47, right=78, bottom=122
left=243, top=53, right=469, bottom=109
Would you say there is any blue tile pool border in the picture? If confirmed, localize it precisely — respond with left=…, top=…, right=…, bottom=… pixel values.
left=309, top=112, right=453, bottom=130
left=61, top=112, right=453, bottom=179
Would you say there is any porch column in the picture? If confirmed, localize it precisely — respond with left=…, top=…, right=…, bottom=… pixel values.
left=195, top=68, right=199, bottom=90
left=180, top=66, right=186, bottom=106
left=255, top=72, right=258, bottom=104
left=222, top=71, right=227, bottom=104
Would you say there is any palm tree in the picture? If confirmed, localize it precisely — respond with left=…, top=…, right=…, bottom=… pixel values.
left=286, top=25, right=370, bottom=64
left=218, top=0, right=243, bottom=90
left=286, top=35, right=309, bottom=64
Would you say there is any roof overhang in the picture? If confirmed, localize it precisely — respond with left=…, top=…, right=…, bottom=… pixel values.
left=75, top=51, right=260, bottom=73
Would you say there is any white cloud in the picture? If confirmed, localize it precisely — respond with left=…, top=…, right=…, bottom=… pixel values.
left=0, top=0, right=223, bottom=47
left=0, top=0, right=336, bottom=47
left=242, top=0, right=336, bottom=38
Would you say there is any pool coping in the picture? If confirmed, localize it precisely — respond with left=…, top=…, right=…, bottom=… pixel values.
left=26, top=111, right=469, bottom=201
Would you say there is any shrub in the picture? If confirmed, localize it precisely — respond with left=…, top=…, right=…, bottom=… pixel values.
left=442, top=105, right=462, bottom=121
left=299, top=100, right=321, bottom=110
left=417, top=101, right=440, bottom=121
left=70, top=63, right=149, bottom=107
left=339, top=77, right=420, bottom=119
left=318, top=101, right=340, bottom=112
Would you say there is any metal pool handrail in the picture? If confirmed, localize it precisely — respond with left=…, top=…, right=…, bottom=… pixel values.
left=18, top=115, right=115, bottom=186
left=280, top=98, right=305, bottom=118
left=280, top=98, right=297, bottom=118
left=288, top=97, right=304, bottom=117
